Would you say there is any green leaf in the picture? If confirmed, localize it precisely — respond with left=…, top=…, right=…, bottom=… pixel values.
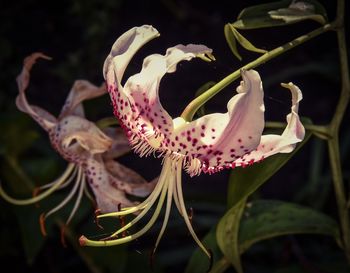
left=227, top=118, right=312, bottom=209
left=216, top=199, right=246, bottom=273
left=224, top=24, right=267, bottom=60
left=62, top=217, right=128, bottom=273
left=232, top=0, right=328, bottom=30
left=224, top=24, right=242, bottom=60
left=239, top=200, right=341, bottom=253
left=12, top=205, right=47, bottom=264
left=185, top=227, right=223, bottom=273
left=7, top=174, right=92, bottom=265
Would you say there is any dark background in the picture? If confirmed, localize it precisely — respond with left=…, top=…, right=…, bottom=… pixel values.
left=0, top=0, right=349, bottom=272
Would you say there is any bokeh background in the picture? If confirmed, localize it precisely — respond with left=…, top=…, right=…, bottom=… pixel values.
left=0, top=0, right=349, bottom=272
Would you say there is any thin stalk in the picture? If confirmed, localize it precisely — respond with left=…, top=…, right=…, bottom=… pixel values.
left=181, top=23, right=335, bottom=122
left=328, top=0, right=350, bottom=263
left=328, top=137, right=350, bottom=260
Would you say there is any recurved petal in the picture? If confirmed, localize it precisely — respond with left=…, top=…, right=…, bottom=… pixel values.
left=235, top=82, right=305, bottom=166
left=52, top=116, right=112, bottom=158
left=122, top=44, right=213, bottom=150
left=62, top=131, right=112, bottom=155
left=59, top=80, right=107, bottom=119
left=169, top=70, right=265, bottom=174
left=16, top=53, right=57, bottom=131
left=103, top=25, right=160, bottom=90
left=105, top=159, right=158, bottom=197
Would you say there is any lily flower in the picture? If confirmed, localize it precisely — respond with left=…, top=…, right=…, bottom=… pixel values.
left=0, top=53, right=157, bottom=240
left=80, top=25, right=305, bottom=258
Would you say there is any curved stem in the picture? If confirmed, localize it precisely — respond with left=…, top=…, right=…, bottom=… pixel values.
left=181, top=23, right=335, bottom=122
left=328, top=0, right=350, bottom=263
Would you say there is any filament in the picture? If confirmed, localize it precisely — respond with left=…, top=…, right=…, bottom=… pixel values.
left=0, top=163, right=75, bottom=205
left=66, top=170, right=85, bottom=225
left=98, top=159, right=170, bottom=218
left=175, top=159, right=211, bottom=258
left=152, top=162, right=174, bottom=253
left=43, top=166, right=82, bottom=219
left=81, top=167, right=169, bottom=247
left=39, top=166, right=78, bottom=190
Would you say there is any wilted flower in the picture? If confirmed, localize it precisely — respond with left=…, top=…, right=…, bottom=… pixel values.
left=79, top=25, right=305, bottom=258
left=0, top=53, right=156, bottom=241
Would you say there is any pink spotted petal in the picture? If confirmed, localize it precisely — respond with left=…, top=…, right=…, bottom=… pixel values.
left=59, top=80, right=107, bottom=119
left=235, top=82, right=305, bottom=166
left=170, top=70, right=265, bottom=172
left=16, top=53, right=57, bottom=131
left=105, top=159, right=158, bottom=197
left=103, top=26, right=160, bottom=142
left=122, top=44, right=213, bottom=149
left=103, top=25, right=160, bottom=90
left=85, top=156, right=136, bottom=212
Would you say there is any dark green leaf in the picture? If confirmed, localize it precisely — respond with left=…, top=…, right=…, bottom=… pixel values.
left=224, top=24, right=266, bottom=60
left=224, top=24, right=242, bottom=60
left=63, top=217, right=128, bottom=273
left=239, top=200, right=341, bottom=253
left=216, top=199, right=246, bottom=273
left=12, top=205, right=47, bottom=264
left=185, top=227, right=223, bottom=273
left=232, top=0, right=328, bottom=30
left=14, top=191, right=91, bottom=263
left=227, top=118, right=312, bottom=209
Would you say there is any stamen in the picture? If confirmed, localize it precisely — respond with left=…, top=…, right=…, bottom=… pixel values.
left=80, top=170, right=169, bottom=247
left=65, top=169, right=85, bottom=225
left=39, top=166, right=78, bottom=190
left=0, top=163, right=75, bottom=205
left=117, top=204, right=128, bottom=238
left=94, top=209, right=104, bottom=230
left=97, top=160, right=170, bottom=218
left=152, top=164, right=175, bottom=254
left=84, top=182, right=96, bottom=206
left=43, top=167, right=82, bottom=220
left=39, top=213, right=47, bottom=236
left=175, top=159, right=211, bottom=259
left=104, top=163, right=171, bottom=238
left=173, top=182, right=183, bottom=216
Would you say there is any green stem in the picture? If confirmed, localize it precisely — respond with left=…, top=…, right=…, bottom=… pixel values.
left=328, top=0, right=350, bottom=263
left=181, top=22, right=335, bottom=122
left=328, top=137, right=350, bottom=259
